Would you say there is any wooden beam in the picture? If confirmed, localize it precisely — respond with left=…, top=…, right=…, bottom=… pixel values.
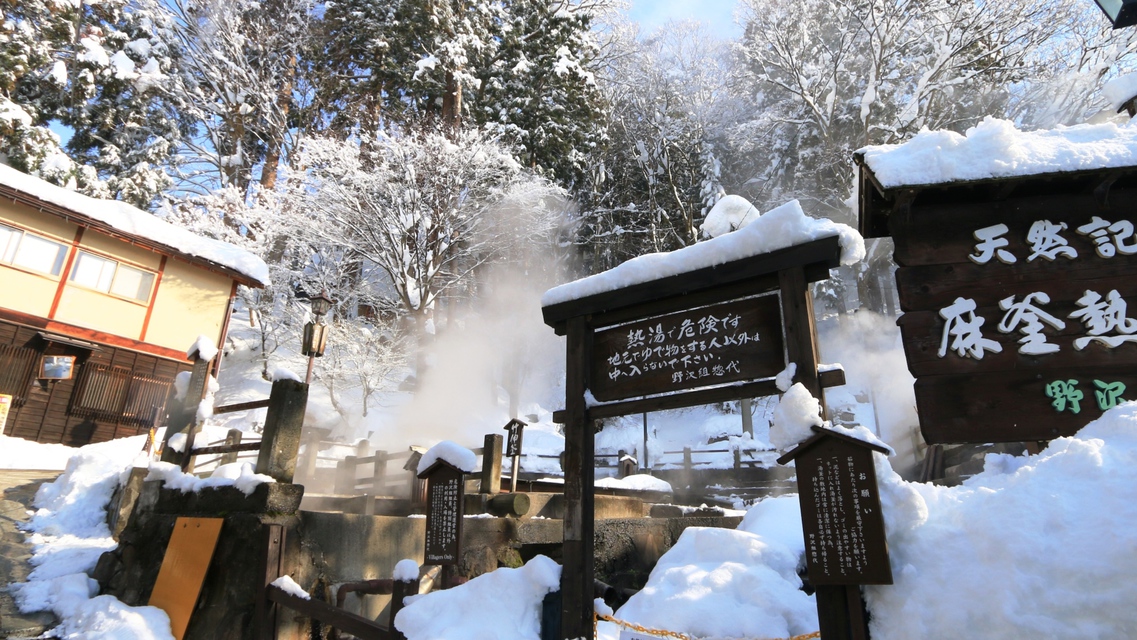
left=213, top=399, right=271, bottom=415
left=266, top=585, right=391, bottom=640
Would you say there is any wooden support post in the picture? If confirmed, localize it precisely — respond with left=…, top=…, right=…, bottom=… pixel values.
left=683, top=447, right=692, bottom=472
left=480, top=434, right=503, bottom=495
left=561, top=316, right=594, bottom=640
left=256, top=523, right=284, bottom=640
left=740, top=397, right=754, bottom=436
left=390, top=576, right=417, bottom=640
left=220, top=429, right=243, bottom=466
left=255, top=379, right=310, bottom=483
left=733, top=448, right=742, bottom=472
left=779, top=265, right=826, bottom=412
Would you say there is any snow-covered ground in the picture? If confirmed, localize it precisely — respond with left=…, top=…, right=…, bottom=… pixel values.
left=9, top=400, right=1137, bottom=639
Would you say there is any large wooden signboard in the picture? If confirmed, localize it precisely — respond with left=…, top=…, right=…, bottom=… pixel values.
left=778, top=428, right=892, bottom=586
left=419, top=461, right=464, bottom=565
left=543, top=236, right=845, bottom=640
left=858, top=163, right=1137, bottom=444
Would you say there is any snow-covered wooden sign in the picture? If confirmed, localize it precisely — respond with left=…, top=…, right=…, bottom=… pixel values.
left=418, top=459, right=465, bottom=566
left=543, top=201, right=862, bottom=639
left=856, top=123, right=1137, bottom=444
left=778, top=427, right=892, bottom=586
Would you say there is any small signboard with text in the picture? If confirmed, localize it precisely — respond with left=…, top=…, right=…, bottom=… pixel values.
left=419, top=460, right=464, bottom=565
left=858, top=161, right=1137, bottom=443
left=589, top=293, right=786, bottom=403
left=503, top=419, right=525, bottom=457
left=778, top=427, right=892, bottom=586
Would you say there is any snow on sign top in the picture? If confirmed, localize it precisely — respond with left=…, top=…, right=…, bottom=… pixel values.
left=0, top=164, right=270, bottom=286
left=542, top=199, right=865, bottom=307
left=858, top=117, right=1137, bottom=190
left=417, top=440, right=478, bottom=475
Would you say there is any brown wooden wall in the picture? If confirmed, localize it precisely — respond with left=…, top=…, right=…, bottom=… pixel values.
left=0, top=319, right=190, bottom=446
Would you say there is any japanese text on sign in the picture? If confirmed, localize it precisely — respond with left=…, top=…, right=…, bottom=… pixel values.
left=590, top=294, right=786, bottom=402
left=425, top=474, right=461, bottom=564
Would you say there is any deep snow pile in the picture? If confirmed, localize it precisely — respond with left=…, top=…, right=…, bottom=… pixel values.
left=542, top=199, right=864, bottom=306
left=9, top=436, right=175, bottom=640
left=600, top=494, right=816, bottom=640
left=0, top=435, right=80, bottom=470
left=865, top=402, right=1137, bottom=639
left=858, top=116, right=1137, bottom=188
left=394, top=555, right=561, bottom=640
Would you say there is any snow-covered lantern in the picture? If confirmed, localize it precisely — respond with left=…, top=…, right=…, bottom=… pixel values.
left=1093, top=0, right=1137, bottom=28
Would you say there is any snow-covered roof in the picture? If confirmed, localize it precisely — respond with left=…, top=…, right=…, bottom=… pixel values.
left=417, top=440, right=478, bottom=475
left=0, top=164, right=270, bottom=287
left=542, top=199, right=864, bottom=307
left=856, top=117, right=1137, bottom=191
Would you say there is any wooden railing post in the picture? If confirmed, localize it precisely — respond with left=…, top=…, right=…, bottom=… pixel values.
left=683, top=447, right=692, bottom=472
left=373, top=451, right=389, bottom=496
left=390, top=575, right=417, bottom=640
left=733, top=448, right=742, bottom=472
left=161, top=351, right=213, bottom=468
left=254, top=379, right=309, bottom=483
left=298, top=430, right=320, bottom=485
left=336, top=457, right=357, bottom=495
left=256, top=523, right=284, bottom=640
left=220, top=429, right=243, bottom=466
left=480, top=434, right=503, bottom=495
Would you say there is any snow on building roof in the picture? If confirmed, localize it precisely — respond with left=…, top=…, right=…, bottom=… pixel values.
left=0, top=164, right=270, bottom=287
left=417, top=440, right=478, bottom=475
left=542, top=199, right=864, bottom=307
left=856, top=117, right=1137, bottom=191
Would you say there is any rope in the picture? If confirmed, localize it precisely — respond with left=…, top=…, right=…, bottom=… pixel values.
left=594, top=613, right=821, bottom=640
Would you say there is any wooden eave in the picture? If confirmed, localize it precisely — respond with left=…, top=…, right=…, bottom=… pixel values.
left=0, top=182, right=264, bottom=288
left=541, top=235, right=842, bottom=335
left=853, top=153, right=1137, bottom=240
left=777, top=425, right=891, bottom=465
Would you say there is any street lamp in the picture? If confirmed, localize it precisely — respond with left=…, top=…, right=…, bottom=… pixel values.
left=1093, top=0, right=1137, bottom=28
left=302, top=290, right=334, bottom=383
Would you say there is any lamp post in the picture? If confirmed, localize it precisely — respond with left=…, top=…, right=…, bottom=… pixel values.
left=302, top=290, right=334, bottom=384
left=1093, top=0, right=1137, bottom=28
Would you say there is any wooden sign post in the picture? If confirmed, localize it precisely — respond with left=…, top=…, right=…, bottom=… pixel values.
left=543, top=236, right=847, bottom=640
left=856, top=159, right=1137, bottom=445
left=778, top=427, right=892, bottom=640
left=504, top=418, right=526, bottom=493
left=418, top=459, right=465, bottom=587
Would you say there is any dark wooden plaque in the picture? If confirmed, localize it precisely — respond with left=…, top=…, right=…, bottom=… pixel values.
left=779, top=429, right=892, bottom=586
left=503, top=419, right=524, bottom=457
left=589, top=293, right=786, bottom=402
left=871, top=179, right=1137, bottom=444
left=421, top=462, right=464, bottom=565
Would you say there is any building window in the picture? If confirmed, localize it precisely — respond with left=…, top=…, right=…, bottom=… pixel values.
left=0, top=343, right=39, bottom=407
left=0, top=223, right=68, bottom=276
left=68, top=363, right=171, bottom=427
left=70, top=251, right=156, bottom=302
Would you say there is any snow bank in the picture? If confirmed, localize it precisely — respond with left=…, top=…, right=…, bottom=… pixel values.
left=11, top=436, right=175, bottom=639
left=417, top=440, right=478, bottom=474
left=1103, top=72, right=1137, bottom=112
left=542, top=199, right=864, bottom=306
left=146, top=461, right=275, bottom=496
left=394, top=555, right=561, bottom=640
left=0, top=435, right=79, bottom=470
left=0, top=164, right=269, bottom=286
left=865, top=401, right=1137, bottom=639
left=608, top=515, right=816, bottom=639
left=859, top=117, right=1137, bottom=189
left=594, top=474, right=672, bottom=492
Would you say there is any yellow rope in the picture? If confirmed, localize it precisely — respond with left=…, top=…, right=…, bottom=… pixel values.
left=594, top=612, right=821, bottom=640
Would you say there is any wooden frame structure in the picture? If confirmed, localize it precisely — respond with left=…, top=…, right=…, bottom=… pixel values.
left=542, top=236, right=845, bottom=639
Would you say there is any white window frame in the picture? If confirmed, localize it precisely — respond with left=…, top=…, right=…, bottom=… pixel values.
left=69, top=250, right=156, bottom=303
left=0, top=222, right=68, bottom=276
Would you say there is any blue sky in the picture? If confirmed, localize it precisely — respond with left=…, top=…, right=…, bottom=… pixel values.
left=626, top=0, right=742, bottom=40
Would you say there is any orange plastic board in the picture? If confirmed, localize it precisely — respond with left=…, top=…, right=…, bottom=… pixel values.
left=148, top=517, right=224, bottom=640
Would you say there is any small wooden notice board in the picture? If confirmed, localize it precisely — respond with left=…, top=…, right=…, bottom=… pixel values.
left=419, top=460, right=464, bottom=565
left=778, top=427, right=892, bottom=586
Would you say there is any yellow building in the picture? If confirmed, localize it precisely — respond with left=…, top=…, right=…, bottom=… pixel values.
left=0, top=165, right=268, bottom=445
